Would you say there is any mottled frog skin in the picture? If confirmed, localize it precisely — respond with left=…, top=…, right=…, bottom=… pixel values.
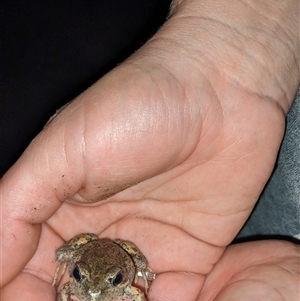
left=52, top=233, right=155, bottom=301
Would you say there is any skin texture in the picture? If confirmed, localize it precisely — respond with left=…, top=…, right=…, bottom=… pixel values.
left=1, top=0, right=299, bottom=300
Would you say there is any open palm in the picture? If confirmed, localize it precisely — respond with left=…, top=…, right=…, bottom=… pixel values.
left=1, top=1, right=299, bottom=300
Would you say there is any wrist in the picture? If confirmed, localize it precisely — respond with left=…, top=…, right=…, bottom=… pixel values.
left=150, top=0, right=299, bottom=113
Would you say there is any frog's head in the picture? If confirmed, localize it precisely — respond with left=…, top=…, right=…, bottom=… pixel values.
left=69, top=263, right=131, bottom=300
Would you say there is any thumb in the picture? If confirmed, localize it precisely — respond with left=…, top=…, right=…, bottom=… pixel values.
left=0, top=63, right=191, bottom=286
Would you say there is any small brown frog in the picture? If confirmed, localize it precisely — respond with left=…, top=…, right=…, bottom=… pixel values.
left=52, top=233, right=155, bottom=301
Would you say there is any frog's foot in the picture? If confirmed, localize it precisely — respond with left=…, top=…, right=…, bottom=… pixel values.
left=136, top=267, right=156, bottom=294
left=52, top=261, right=68, bottom=286
left=57, top=283, right=71, bottom=301
left=114, top=239, right=155, bottom=294
left=123, top=285, right=146, bottom=301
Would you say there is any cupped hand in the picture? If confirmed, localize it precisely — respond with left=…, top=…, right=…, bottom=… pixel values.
left=197, top=240, right=299, bottom=301
left=1, top=0, right=299, bottom=300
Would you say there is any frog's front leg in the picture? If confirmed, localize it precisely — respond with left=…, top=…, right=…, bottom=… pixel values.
left=114, top=239, right=156, bottom=293
left=52, top=261, right=68, bottom=286
left=57, top=282, right=72, bottom=301
left=137, top=267, right=156, bottom=293
left=123, top=285, right=146, bottom=301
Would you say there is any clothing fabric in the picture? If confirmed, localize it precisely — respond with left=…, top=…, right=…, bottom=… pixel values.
left=238, top=86, right=300, bottom=241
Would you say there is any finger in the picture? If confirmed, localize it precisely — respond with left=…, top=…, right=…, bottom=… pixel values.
left=149, top=272, right=204, bottom=301
left=1, top=216, right=41, bottom=287
left=100, top=215, right=225, bottom=275
left=1, top=222, right=65, bottom=298
left=212, top=281, right=292, bottom=301
left=47, top=202, right=225, bottom=275
left=199, top=240, right=299, bottom=301
left=1, top=201, right=60, bottom=286
left=1, top=273, right=56, bottom=301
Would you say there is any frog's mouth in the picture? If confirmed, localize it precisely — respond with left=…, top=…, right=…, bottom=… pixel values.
left=69, top=295, right=82, bottom=301
left=69, top=292, right=102, bottom=301
left=88, top=291, right=102, bottom=300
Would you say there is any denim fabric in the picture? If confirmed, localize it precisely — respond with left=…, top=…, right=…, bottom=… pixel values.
left=238, top=86, right=300, bottom=240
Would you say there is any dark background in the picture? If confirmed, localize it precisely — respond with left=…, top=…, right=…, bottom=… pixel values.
left=0, top=0, right=171, bottom=176
left=2, top=1, right=299, bottom=243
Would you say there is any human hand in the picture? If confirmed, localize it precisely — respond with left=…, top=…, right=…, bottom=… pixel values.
left=1, top=0, right=299, bottom=300
left=195, top=240, right=299, bottom=301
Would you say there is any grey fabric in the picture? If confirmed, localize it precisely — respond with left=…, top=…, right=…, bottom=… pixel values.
left=238, top=86, right=300, bottom=240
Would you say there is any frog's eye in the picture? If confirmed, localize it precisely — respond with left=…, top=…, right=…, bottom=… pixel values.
left=112, top=272, right=123, bottom=286
left=72, top=267, right=82, bottom=282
